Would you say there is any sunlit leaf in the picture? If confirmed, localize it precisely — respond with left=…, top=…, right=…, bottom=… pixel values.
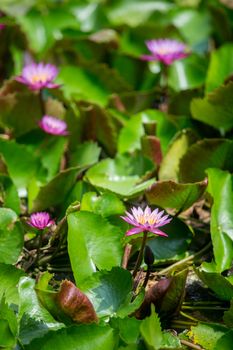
left=0, top=263, right=25, bottom=305
left=85, top=153, right=155, bottom=197
left=67, top=211, right=123, bottom=286
left=179, top=139, right=233, bottom=182
left=0, top=175, right=20, bottom=214
left=191, top=82, right=233, bottom=132
left=206, top=168, right=233, bottom=271
left=18, top=277, right=64, bottom=345
left=0, top=208, right=23, bottom=264
left=146, top=179, right=207, bottom=212
left=159, top=129, right=198, bottom=181
left=206, top=44, right=233, bottom=92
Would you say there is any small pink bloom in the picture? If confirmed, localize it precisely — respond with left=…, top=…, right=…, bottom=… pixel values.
left=0, top=24, right=5, bottom=30
left=28, top=212, right=54, bottom=230
left=39, top=115, right=68, bottom=136
left=141, top=39, right=189, bottom=65
left=15, top=62, right=60, bottom=90
left=121, top=206, right=172, bottom=237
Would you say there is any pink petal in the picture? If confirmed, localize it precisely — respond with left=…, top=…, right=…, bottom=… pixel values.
left=125, top=227, right=143, bottom=236
left=150, top=228, right=168, bottom=237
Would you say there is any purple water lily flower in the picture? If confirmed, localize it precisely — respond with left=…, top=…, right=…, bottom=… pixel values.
left=142, top=39, right=189, bottom=65
left=121, top=206, right=172, bottom=237
left=16, top=62, right=60, bottom=90
left=39, top=115, right=68, bottom=136
left=28, top=212, right=54, bottom=230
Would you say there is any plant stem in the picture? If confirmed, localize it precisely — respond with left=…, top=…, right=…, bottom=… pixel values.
left=122, top=243, right=132, bottom=269
left=143, top=265, right=151, bottom=288
left=180, top=339, right=204, bottom=350
left=39, top=89, right=45, bottom=115
left=132, top=231, right=148, bottom=278
left=35, top=233, right=43, bottom=265
left=157, top=241, right=212, bottom=276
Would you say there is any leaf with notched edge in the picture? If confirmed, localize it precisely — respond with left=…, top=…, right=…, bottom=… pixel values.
left=146, top=179, right=207, bottom=212
left=56, top=280, right=98, bottom=324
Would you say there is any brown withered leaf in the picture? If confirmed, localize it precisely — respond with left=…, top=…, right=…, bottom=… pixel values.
left=135, top=278, right=172, bottom=319
left=56, top=280, right=98, bottom=324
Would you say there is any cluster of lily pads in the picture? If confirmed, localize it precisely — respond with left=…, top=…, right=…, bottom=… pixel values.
left=1, top=1, right=233, bottom=350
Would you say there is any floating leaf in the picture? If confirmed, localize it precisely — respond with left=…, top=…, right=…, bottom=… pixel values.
left=179, top=139, right=233, bottom=182
left=106, top=1, right=172, bottom=27
left=195, top=263, right=233, bottom=301
left=0, top=139, right=42, bottom=189
left=0, top=174, right=20, bottom=214
left=148, top=218, right=192, bottom=262
left=18, top=277, right=64, bottom=345
left=146, top=179, right=207, bottom=212
left=112, top=317, right=141, bottom=344
left=25, top=323, right=116, bottom=350
left=159, top=269, right=188, bottom=317
left=0, top=208, right=23, bottom=264
left=0, top=263, right=25, bottom=305
left=69, top=141, right=101, bottom=168
left=0, top=79, right=41, bottom=137
left=206, top=43, right=233, bottom=92
left=67, top=211, right=123, bottom=286
left=85, top=153, right=155, bottom=197
left=191, top=82, right=233, bottom=131
left=32, top=166, right=83, bottom=212
left=189, top=322, right=229, bottom=350
left=78, top=102, right=118, bottom=156
left=81, top=267, right=136, bottom=318
left=56, top=280, right=98, bottom=324
left=206, top=168, right=233, bottom=271
left=159, top=129, right=198, bottom=181
left=81, top=192, right=125, bottom=217
left=214, top=330, right=233, bottom=350
left=140, top=306, right=163, bottom=349
left=168, top=54, right=207, bottom=91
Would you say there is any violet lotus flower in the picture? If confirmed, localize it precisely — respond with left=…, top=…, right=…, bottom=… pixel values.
left=142, top=39, right=189, bottom=65
left=121, top=206, right=172, bottom=236
left=28, top=212, right=54, bottom=230
left=16, top=62, right=60, bottom=90
left=39, top=115, right=68, bottom=136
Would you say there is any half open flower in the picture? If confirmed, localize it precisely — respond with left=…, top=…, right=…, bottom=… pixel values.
left=16, top=62, right=60, bottom=90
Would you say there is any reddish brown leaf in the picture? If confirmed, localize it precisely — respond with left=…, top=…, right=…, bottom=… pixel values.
left=56, top=280, right=98, bottom=324
left=134, top=278, right=172, bottom=319
left=141, top=135, right=162, bottom=166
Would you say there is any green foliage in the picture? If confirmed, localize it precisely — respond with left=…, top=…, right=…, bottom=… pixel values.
left=206, top=168, right=233, bottom=271
left=191, top=82, right=233, bottom=132
left=0, top=208, right=24, bottom=264
left=1, top=0, right=233, bottom=347
left=67, top=211, right=123, bottom=286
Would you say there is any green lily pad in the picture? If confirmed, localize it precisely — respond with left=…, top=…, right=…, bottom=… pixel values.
left=0, top=208, right=24, bottom=264
left=146, top=179, right=207, bottom=212
left=85, top=153, right=155, bottom=198
left=179, top=139, right=233, bottom=182
left=191, top=82, right=233, bottom=132
left=67, top=211, right=123, bottom=287
left=206, top=168, right=233, bottom=272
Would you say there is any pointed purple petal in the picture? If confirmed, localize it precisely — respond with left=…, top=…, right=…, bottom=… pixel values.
left=150, top=228, right=168, bottom=237
left=125, top=227, right=143, bottom=236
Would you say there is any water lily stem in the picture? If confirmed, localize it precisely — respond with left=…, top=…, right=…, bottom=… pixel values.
left=39, top=89, right=45, bottom=115
left=180, top=339, right=204, bottom=350
left=35, top=233, right=43, bottom=266
left=132, top=231, right=148, bottom=278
